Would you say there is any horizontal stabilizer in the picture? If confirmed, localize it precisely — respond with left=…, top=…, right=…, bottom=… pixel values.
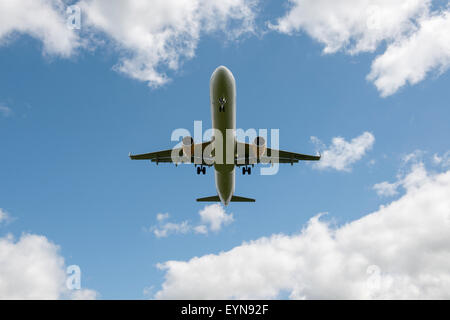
left=196, top=195, right=255, bottom=202
left=230, top=195, right=255, bottom=202
left=196, top=196, right=221, bottom=202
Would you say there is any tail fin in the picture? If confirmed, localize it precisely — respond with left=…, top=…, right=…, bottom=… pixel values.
left=196, top=195, right=255, bottom=202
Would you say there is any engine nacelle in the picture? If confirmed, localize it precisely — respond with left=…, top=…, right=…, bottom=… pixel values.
left=182, top=136, right=194, bottom=158
left=252, top=136, right=266, bottom=158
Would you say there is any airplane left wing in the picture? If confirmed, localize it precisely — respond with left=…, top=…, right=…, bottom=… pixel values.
left=129, top=141, right=214, bottom=166
left=129, top=148, right=177, bottom=161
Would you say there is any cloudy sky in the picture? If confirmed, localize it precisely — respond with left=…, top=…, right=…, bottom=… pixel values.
left=0, top=0, right=449, bottom=299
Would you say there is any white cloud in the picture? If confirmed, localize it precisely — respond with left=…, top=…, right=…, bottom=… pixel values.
left=271, top=0, right=450, bottom=96
left=78, top=0, right=257, bottom=87
left=433, top=151, right=450, bottom=168
left=193, top=225, right=208, bottom=235
left=156, top=213, right=169, bottom=222
left=373, top=181, right=400, bottom=197
left=1, top=1, right=447, bottom=95
left=155, top=162, right=450, bottom=299
left=0, top=105, right=12, bottom=117
left=374, top=151, right=450, bottom=197
left=0, top=0, right=81, bottom=57
left=312, top=132, right=375, bottom=172
left=271, top=0, right=428, bottom=54
left=143, top=285, right=155, bottom=299
left=0, top=0, right=257, bottom=86
left=152, top=221, right=191, bottom=238
left=150, top=204, right=234, bottom=237
left=402, top=149, right=426, bottom=164
left=368, top=9, right=450, bottom=97
left=198, top=204, right=234, bottom=232
left=70, top=288, right=98, bottom=300
left=373, top=153, right=421, bottom=197
left=0, top=233, right=97, bottom=299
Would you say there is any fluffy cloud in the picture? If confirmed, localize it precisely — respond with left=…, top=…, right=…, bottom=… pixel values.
left=373, top=181, right=400, bottom=197
left=433, top=151, right=450, bottom=168
left=198, top=204, right=234, bottom=232
left=271, top=0, right=428, bottom=54
left=152, top=220, right=191, bottom=238
left=373, top=150, right=450, bottom=197
left=155, top=162, right=450, bottom=299
left=150, top=204, right=234, bottom=238
left=271, top=0, right=450, bottom=96
left=0, top=0, right=256, bottom=86
left=0, top=233, right=97, bottom=299
left=3, top=1, right=446, bottom=95
left=368, top=9, right=450, bottom=97
left=78, top=0, right=257, bottom=86
left=0, top=0, right=81, bottom=57
left=402, top=149, right=426, bottom=164
left=311, top=132, right=375, bottom=171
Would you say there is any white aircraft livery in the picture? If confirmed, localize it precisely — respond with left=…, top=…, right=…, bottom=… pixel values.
left=130, top=66, right=320, bottom=205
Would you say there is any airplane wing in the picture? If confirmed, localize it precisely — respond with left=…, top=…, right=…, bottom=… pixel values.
left=235, top=141, right=320, bottom=166
left=129, top=140, right=214, bottom=166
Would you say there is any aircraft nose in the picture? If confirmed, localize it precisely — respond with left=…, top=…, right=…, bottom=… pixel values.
left=215, top=65, right=229, bottom=73
left=212, top=65, right=231, bottom=80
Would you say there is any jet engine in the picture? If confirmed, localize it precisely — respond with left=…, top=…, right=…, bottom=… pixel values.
left=182, top=136, right=194, bottom=158
left=252, top=136, right=266, bottom=158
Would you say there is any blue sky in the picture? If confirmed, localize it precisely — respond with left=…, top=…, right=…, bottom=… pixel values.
left=1, top=0, right=450, bottom=299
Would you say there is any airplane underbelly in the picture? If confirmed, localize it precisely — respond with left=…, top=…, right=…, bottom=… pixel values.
left=215, top=169, right=235, bottom=205
left=210, top=66, right=236, bottom=205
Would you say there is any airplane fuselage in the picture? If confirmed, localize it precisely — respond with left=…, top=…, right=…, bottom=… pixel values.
left=129, top=66, right=321, bottom=206
left=210, top=66, right=236, bottom=205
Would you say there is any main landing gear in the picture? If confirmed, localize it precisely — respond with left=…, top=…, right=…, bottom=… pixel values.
left=196, top=165, right=206, bottom=175
left=242, top=166, right=252, bottom=175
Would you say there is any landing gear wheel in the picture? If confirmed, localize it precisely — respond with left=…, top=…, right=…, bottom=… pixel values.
left=248, top=166, right=252, bottom=175
left=218, top=97, right=226, bottom=112
left=242, top=167, right=246, bottom=175
left=197, top=166, right=201, bottom=175
left=202, top=166, right=206, bottom=175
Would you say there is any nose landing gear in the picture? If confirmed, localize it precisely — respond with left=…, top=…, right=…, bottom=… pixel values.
left=218, top=97, right=226, bottom=112
left=196, top=165, right=206, bottom=175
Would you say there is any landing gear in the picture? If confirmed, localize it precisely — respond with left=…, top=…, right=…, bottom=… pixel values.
left=242, top=166, right=252, bottom=175
left=196, top=165, right=206, bottom=175
left=218, top=97, right=226, bottom=112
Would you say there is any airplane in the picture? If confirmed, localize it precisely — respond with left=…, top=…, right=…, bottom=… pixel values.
left=129, top=66, right=320, bottom=206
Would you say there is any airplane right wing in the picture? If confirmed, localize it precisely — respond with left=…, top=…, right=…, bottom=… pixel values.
left=235, top=141, right=320, bottom=166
